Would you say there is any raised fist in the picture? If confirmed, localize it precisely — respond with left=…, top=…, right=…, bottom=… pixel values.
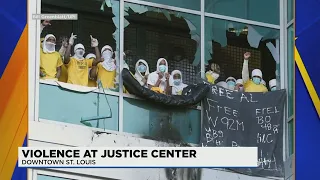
left=244, top=52, right=251, bottom=60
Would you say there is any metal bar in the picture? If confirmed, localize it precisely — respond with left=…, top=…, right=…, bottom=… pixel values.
left=96, top=86, right=100, bottom=128
left=204, top=12, right=280, bottom=29
left=29, top=0, right=37, bottom=123
left=119, top=0, right=124, bottom=132
left=287, top=115, right=294, bottom=123
left=286, top=19, right=294, bottom=28
left=279, top=0, right=287, bottom=161
left=34, top=0, right=41, bottom=122
left=200, top=0, right=205, bottom=142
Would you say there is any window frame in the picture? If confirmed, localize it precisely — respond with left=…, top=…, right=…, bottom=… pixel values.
left=287, top=116, right=294, bottom=155
left=284, top=0, right=295, bottom=159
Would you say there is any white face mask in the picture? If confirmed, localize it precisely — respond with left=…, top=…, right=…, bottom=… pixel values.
left=211, top=72, right=220, bottom=80
left=75, top=49, right=85, bottom=60
left=101, top=50, right=116, bottom=72
left=102, top=50, right=113, bottom=60
left=45, top=42, right=55, bottom=52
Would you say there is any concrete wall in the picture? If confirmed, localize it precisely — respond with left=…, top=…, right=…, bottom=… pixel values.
left=29, top=120, right=282, bottom=180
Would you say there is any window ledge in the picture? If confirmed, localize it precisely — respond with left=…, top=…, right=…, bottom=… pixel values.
left=39, top=79, right=201, bottom=110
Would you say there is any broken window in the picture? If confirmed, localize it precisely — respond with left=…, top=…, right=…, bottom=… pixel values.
left=204, top=17, right=280, bottom=89
left=122, top=2, right=201, bottom=85
left=42, top=0, right=120, bottom=91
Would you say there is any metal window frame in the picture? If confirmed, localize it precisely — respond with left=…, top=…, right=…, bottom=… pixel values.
left=287, top=19, right=294, bottom=28
left=204, top=12, right=280, bottom=29
left=200, top=0, right=205, bottom=140
left=279, top=0, right=287, bottom=161
left=285, top=0, right=295, bottom=159
left=119, top=0, right=124, bottom=132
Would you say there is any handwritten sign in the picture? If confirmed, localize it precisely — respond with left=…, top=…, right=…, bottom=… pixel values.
left=201, top=85, right=286, bottom=177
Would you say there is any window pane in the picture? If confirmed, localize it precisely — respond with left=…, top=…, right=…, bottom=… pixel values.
left=123, top=2, right=201, bottom=88
left=136, top=0, right=200, bottom=11
left=205, top=0, right=279, bottom=25
left=38, top=175, right=73, bottom=180
left=287, top=0, right=294, bottom=22
left=123, top=98, right=201, bottom=144
left=287, top=25, right=294, bottom=117
left=41, top=0, right=120, bottom=91
left=40, top=0, right=120, bottom=129
left=204, top=17, right=280, bottom=87
left=39, top=84, right=119, bottom=131
left=288, top=120, right=294, bottom=155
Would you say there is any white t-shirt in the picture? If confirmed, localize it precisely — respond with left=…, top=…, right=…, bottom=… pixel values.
left=147, top=72, right=168, bottom=92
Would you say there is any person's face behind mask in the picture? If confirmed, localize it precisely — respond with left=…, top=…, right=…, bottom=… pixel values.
left=227, top=81, right=236, bottom=90
left=75, top=49, right=85, bottom=59
left=252, top=77, right=261, bottom=85
left=173, top=74, right=181, bottom=86
left=138, top=63, right=147, bottom=73
left=158, top=60, right=167, bottom=73
left=271, top=87, right=277, bottom=91
left=47, top=37, right=56, bottom=44
left=102, top=50, right=113, bottom=59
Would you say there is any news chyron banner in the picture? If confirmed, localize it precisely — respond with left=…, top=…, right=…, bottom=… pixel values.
left=18, top=147, right=257, bottom=168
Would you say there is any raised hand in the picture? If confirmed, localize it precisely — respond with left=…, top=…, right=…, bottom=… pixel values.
left=165, top=73, right=170, bottom=80
left=42, top=20, right=51, bottom=27
left=90, top=35, right=99, bottom=47
left=244, top=52, right=251, bottom=60
left=69, top=33, right=77, bottom=46
left=158, top=72, right=164, bottom=80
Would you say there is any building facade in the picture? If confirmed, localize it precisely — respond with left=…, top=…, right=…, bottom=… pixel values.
left=28, top=0, right=294, bottom=179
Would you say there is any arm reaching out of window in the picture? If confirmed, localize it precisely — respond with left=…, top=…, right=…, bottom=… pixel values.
left=242, top=52, right=251, bottom=83
left=64, top=33, right=77, bottom=64
left=40, top=20, right=51, bottom=34
left=58, top=37, right=69, bottom=56
left=90, top=35, right=103, bottom=66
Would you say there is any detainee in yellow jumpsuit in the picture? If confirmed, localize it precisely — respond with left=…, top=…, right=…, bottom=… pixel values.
left=40, top=34, right=63, bottom=81
left=241, top=52, right=268, bottom=92
left=205, top=62, right=220, bottom=84
left=64, top=33, right=102, bottom=86
left=90, top=45, right=117, bottom=89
